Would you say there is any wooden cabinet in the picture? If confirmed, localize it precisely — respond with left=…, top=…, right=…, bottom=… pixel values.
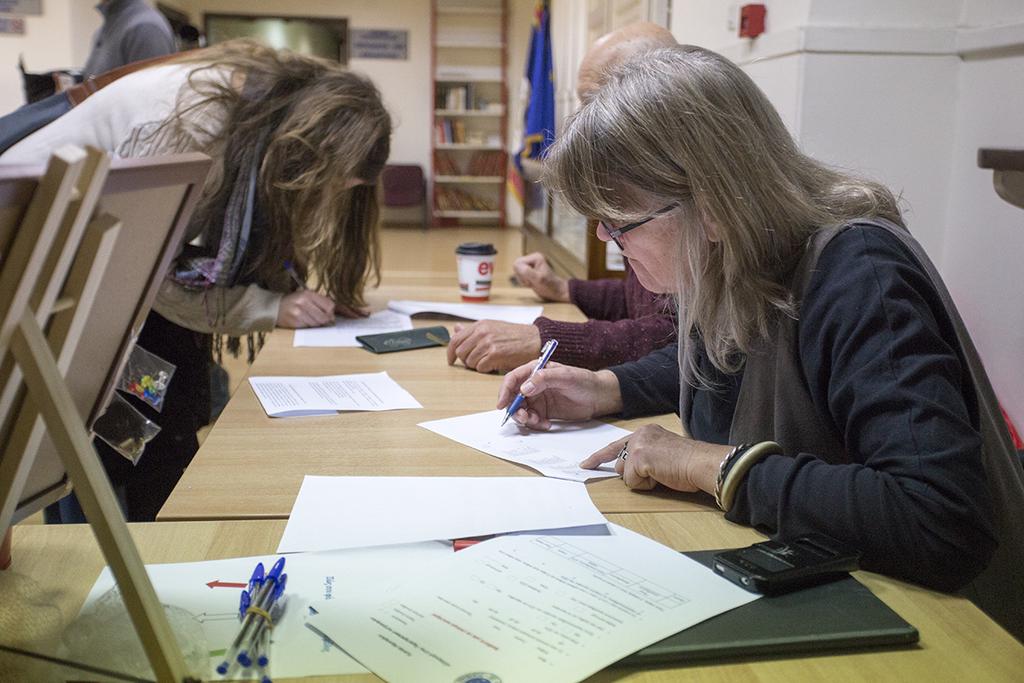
left=431, top=0, right=509, bottom=226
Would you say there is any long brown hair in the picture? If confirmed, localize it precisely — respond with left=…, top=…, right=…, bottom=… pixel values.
left=156, top=40, right=390, bottom=309
left=545, top=45, right=902, bottom=383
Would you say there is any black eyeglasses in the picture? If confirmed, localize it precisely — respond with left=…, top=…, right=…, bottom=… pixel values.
left=600, top=203, right=679, bottom=249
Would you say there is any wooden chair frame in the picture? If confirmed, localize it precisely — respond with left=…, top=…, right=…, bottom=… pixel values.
left=0, top=147, right=203, bottom=682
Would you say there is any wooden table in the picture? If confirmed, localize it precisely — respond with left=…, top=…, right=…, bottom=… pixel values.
left=378, top=225, right=525, bottom=286
left=4, top=514, right=1021, bottom=681
left=160, top=285, right=703, bottom=521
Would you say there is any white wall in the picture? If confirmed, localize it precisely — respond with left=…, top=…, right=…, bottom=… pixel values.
left=808, top=0, right=961, bottom=28
left=68, top=1, right=102, bottom=66
left=960, top=0, right=1024, bottom=25
left=670, top=0, right=1024, bottom=427
left=799, top=52, right=960, bottom=257
left=942, top=44, right=1024, bottom=430
left=672, top=0, right=811, bottom=49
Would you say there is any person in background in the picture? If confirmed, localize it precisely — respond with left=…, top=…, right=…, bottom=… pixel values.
left=82, top=0, right=176, bottom=79
left=448, top=22, right=678, bottom=373
left=0, top=0, right=176, bottom=154
left=2, top=40, right=391, bottom=521
left=498, top=45, right=1024, bottom=641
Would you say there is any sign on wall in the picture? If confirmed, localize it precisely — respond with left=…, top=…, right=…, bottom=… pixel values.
left=0, top=16, right=24, bottom=33
left=350, top=29, right=408, bottom=60
left=0, top=0, right=42, bottom=15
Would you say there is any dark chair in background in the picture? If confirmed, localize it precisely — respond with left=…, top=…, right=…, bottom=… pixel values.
left=381, top=164, right=428, bottom=228
left=19, top=55, right=81, bottom=104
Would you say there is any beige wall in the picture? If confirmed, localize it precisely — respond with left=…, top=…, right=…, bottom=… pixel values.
left=2, top=1, right=530, bottom=222
left=0, top=0, right=91, bottom=115
left=0, top=0, right=195, bottom=115
left=182, top=0, right=432, bottom=171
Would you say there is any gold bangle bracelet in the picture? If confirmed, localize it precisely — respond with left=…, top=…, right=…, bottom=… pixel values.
left=719, top=441, right=782, bottom=513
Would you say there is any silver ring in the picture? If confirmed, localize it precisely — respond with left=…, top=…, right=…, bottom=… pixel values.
left=617, top=442, right=629, bottom=461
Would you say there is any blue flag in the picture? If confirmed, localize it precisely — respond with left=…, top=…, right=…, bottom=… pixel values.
left=516, top=1, right=555, bottom=173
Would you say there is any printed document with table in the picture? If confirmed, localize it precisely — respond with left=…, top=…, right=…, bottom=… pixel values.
left=248, top=371, right=421, bottom=417
left=311, top=524, right=759, bottom=683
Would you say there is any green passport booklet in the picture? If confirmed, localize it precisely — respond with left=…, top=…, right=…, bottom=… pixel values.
left=357, top=326, right=450, bottom=353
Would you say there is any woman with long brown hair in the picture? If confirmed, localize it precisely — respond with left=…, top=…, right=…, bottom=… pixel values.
left=2, top=40, right=392, bottom=520
left=497, top=45, right=1024, bottom=640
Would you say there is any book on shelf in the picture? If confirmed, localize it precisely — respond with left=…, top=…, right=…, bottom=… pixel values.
left=467, top=151, right=506, bottom=177
left=434, top=152, right=461, bottom=176
left=435, top=65, right=502, bottom=81
left=432, top=151, right=506, bottom=178
left=437, top=83, right=484, bottom=112
left=435, top=186, right=498, bottom=212
left=434, top=120, right=478, bottom=145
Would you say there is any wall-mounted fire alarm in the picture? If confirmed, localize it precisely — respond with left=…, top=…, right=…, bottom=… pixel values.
left=739, top=4, right=766, bottom=38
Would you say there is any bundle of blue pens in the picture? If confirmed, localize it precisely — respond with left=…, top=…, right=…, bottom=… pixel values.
left=216, top=556, right=288, bottom=683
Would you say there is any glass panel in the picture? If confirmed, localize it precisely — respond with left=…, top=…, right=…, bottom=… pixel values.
left=550, top=194, right=588, bottom=260
left=524, top=177, right=548, bottom=234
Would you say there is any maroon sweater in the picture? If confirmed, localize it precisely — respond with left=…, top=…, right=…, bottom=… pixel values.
left=532, top=264, right=677, bottom=370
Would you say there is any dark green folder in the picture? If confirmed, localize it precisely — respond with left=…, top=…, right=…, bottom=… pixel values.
left=356, top=326, right=450, bottom=353
left=616, top=549, right=919, bottom=666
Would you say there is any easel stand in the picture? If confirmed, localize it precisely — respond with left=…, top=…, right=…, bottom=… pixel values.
left=0, top=148, right=195, bottom=682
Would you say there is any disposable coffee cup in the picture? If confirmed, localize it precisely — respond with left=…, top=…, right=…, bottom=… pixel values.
left=455, top=242, right=498, bottom=302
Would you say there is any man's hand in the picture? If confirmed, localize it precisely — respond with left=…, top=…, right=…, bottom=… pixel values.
left=514, top=252, right=570, bottom=302
left=276, top=290, right=336, bottom=328
left=447, top=320, right=542, bottom=373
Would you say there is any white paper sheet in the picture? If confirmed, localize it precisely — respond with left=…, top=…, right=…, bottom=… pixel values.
left=388, top=299, right=543, bottom=325
left=248, top=371, right=421, bottom=417
left=80, top=542, right=451, bottom=680
left=419, top=409, right=627, bottom=482
left=292, top=310, right=412, bottom=347
left=276, top=475, right=607, bottom=553
left=312, top=524, right=760, bottom=683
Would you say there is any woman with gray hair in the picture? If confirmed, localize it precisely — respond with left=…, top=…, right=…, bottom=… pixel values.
left=497, top=45, right=1024, bottom=639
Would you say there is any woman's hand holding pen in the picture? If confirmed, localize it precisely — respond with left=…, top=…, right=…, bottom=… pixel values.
left=496, top=361, right=624, bottom=430
left=276, top=290, right=336, bottom=328
left=334, top=302, right=371, bottom=319
left=277, top=293, right=370, bottom=328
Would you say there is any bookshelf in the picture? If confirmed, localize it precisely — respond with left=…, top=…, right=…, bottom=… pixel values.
left=431, top=0, right=508, bottom=226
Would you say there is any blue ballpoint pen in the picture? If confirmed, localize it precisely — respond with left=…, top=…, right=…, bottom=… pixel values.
left=283, top=259, right=305, bottom=290
left=500, top=339, right=558, bottom=427
left=255, top=590, right=286, bottom=683
left=238, top=565, right=286, bottom=668
left=217, top=562, right=265, bottom=675
left=242, top=575, right=286, bottom=669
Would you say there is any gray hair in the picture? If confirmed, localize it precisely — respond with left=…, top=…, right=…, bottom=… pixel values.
left=544, top=45, right=902, bottom=383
